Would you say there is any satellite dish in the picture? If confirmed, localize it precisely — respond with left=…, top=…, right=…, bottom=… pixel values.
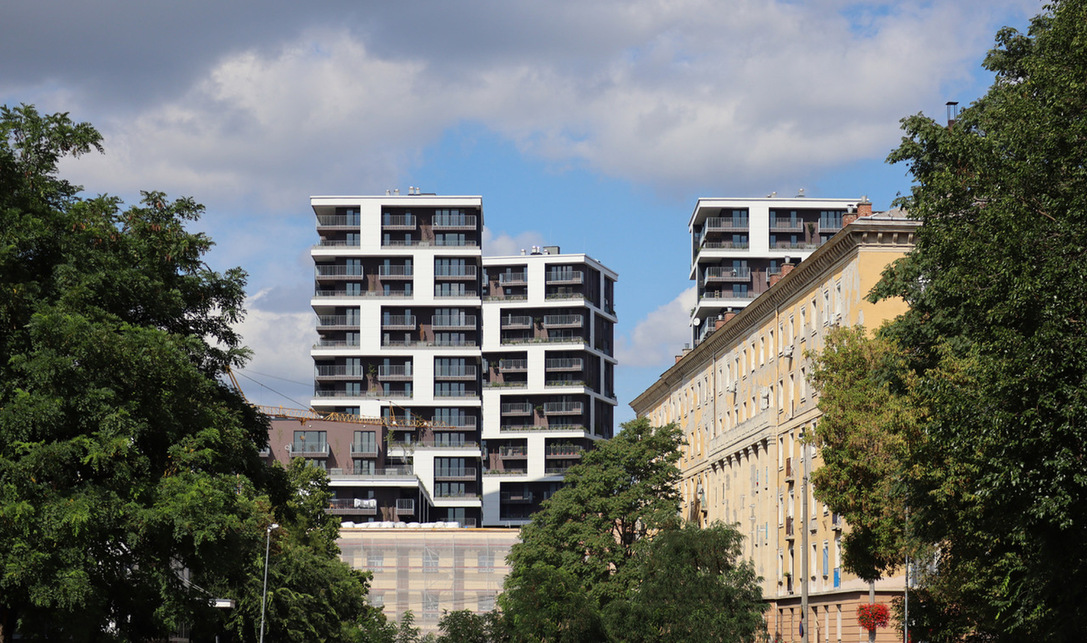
left=692, top=317, right=703, bottom=327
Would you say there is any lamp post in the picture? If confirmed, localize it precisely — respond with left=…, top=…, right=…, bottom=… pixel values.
left=259, top=523, right=279, bottom=643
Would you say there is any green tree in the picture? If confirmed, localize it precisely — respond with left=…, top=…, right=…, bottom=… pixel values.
left=602, top=523, right=765, bottom=643
left=813, top=1, right=1087, bottom=639
left=211, top=459, right=387, bottom=642
left=502, top=418, right=682, bottom=627
left=0, top=105, right=374, bottom=641
left=437, top=609, right=507, bottom=643
left=807, top=326, right=922, bottom=581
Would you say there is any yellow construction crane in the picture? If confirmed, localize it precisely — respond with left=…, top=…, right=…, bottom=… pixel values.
left=225, top=367, right=437, bottom=428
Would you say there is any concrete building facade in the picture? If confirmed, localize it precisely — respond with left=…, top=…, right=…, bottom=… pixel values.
left=689, top=195, right=871, bottom=346
left=297, top=192, right=616, bottom=528
left=633, top=208, right=916, bottom=643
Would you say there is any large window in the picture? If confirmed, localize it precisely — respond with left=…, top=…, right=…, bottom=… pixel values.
left=353, top=431, right=377, bottom=453
left=292, top=430, right=327, bottom=454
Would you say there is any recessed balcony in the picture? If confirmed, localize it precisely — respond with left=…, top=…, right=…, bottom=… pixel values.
left=544, top=358, right=583, bottom=371
left=498, top=272, right=527, bottom=285
left=432, top=214, right=478, bottom=230
left=542, top=314, right=583, bottom=328
left=432, top=315, right=476, bottom=330
left=704, top=266, right=752, bottom=282
left=545, top=271, right=584, bottom=285
left=381, top=214, right=416, bottom=230
left=434, top=265, right=478, bottom=280
left=381, top=314, right=416, bottom=330
left=377, top=265, right=414, bottom=279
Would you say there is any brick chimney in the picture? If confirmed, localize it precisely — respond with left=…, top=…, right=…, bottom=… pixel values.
left=780, top=263, right=796, bottom=278
left=857, top=197, right=872, bottom=217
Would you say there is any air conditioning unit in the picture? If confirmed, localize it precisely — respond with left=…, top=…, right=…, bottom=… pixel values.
left=783, top=345, right=794, bottom=358
left=725, top=382, right=737, bottom=393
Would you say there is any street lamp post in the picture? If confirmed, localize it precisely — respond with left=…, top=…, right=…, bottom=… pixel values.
left=259, top=523, right=279, bottom=643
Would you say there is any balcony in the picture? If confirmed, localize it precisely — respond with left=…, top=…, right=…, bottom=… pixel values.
left=485, top=467, right=527, bottom=476
left=432, top=214, right=478, bottom=230
left=434, top=265, right=478, bottom=279
left=769, top=219, right=804, bottom=232
left=315, top=265, right=364, bottom=279
left=327, top=466, right=415, bottom=481
left=381, top=214, right=416, bottom=230
left=500, top=491, right=534, bottom=504
left=430, top=417, right=477, bottom=431
left=377, top=364, right=413, bottom=380
left=498, top=359, right=528, bottom=372
left=350, top=443, right=379, bottom=457
left=501, top=315, right=532, bottom=329
left=314, top=239, right=361, bottom=248
left=290, top=441, right=329, bottom=457
left=377, top=265, right=414, bottom=279
left=785, top=517, right=795, bottom=540
left=431, top=315, right=477, bottom=330
left=542, top=314, right=583, bottom=328
left=704, top=266, right=752, bottom=282
left=434, top=365, right=478, bottom=380
left=396, top=498, right=416, bottom=515
left=315, top=365, right=364, bottom=379
left=434, top=288, right=478, bottom=298
left=434, top=467, right=477, bottom=481
left=382, top=338, right=478, bottom=349
left=498, top=272, right=527, bottom=285
left=544, top=291, right=587, bottom=301
left=705, top=217, right=749, bottom=232
left=434, top=388, right=478, bottom=399
left=544, top=401, right=583, bottom=415
left=316, top=214, right=360, bottom=228
left=831, top=513, right=843, bottom=530
left=700, top=289, right=759, bottom=302
left=313, top=338, right=360, bottom=348
left=500, top=402, right=532, bottom=416
left=545, top=445, right=583, bottom=457
left=326, top=498, right=377, bottom=515
left=545, top=378, right=585, bottom=388
left=700, top=240, right=749, bottom=250
left=545, top=271, right=584, bottom=285
left=544, top=358, right=583, bottom=371
left=497, top=446, right=527, bottom=457
left=819, top=220, right=843, bottom=232
left=785, top=458, right=794, bottom=482
left=544, top=466, right=573, bottom=476
left=317, top=315, right=358, bottom=329
left=381, top=314, right=416, bottom=330
left=314, top=289, right=412, bottom=299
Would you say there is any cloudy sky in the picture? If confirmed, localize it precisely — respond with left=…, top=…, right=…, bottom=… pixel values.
left=2, top=0, right=1038, bottom=422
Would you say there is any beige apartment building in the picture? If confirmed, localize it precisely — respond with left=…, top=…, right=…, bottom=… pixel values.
left=631, top=206, right=918, bottom=643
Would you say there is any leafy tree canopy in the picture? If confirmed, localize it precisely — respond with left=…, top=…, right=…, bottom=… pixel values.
left=0, top=105, right=372, bottom=641
left=499, top=419, right=765, bottom=642
left=811, top=1, right=1087, bottom=639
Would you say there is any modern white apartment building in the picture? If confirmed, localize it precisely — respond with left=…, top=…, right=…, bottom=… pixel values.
left=304, top=192, right=617, bottom=528
left=689, top=195, right=870, bottom=345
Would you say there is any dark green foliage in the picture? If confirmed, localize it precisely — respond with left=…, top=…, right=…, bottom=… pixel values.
left=807, top=326, right=922, bottom=581
left=812, top=2, right=1087, bottom=640
left=211, top=460, right=386, bottom=642
left=437, top=609, right=507, bottom=643
left=500, top=419, right=764, bottom=642
left=0, top=105, right=374, bottom=641
left=602, top=523, right=765, bottom=643
left=503, top=418, right=683, bottom=614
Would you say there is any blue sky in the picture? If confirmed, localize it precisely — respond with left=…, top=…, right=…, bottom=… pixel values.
left=1, top=0, right=1039, bottom=424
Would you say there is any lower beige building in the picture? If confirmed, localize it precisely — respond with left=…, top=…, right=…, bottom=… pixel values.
left=337, top=526, right=518, bottom=634
left=631, top=210, right=918, bottom=643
